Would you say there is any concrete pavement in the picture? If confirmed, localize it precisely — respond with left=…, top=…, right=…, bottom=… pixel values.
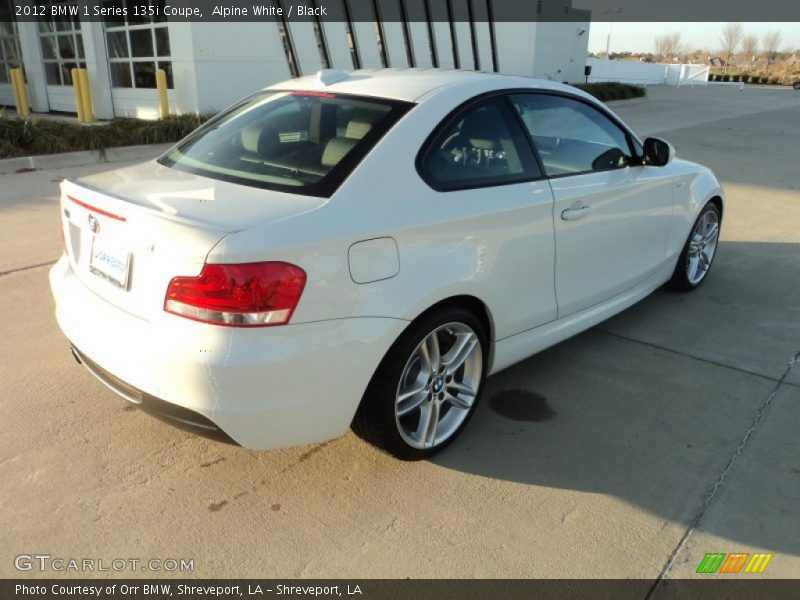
left=0, top=85, right=798, bottom=582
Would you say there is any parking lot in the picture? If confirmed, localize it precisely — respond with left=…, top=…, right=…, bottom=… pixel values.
left=1, top=84, right=799, bottom=583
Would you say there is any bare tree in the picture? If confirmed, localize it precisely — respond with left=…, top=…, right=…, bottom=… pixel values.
left=654, top=34, right=669, bottom=57
left=719, top=23, right=743, bottom=71
left=741, top=34, right=758, bottom=72
left=762, top=29, right=782, bottom=71
left=654, top=32, right=682, bottom=59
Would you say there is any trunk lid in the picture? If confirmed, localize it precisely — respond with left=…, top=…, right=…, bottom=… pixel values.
left=61, top=160, right=327, bottom=321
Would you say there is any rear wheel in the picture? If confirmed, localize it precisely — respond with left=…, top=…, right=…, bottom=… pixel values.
left=353, top=307, right=488, bottom=460
left=669, top=202, right=720, bottom=291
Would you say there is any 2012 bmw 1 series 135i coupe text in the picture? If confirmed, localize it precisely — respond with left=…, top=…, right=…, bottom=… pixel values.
left=50, top=69, right=724, bottom=460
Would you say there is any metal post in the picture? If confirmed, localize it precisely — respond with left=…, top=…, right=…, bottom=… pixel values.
left=10, top=68, right=23, bottom=115
left=15, top=69, right=31, bottom=116
left=602, top=8, right=621, bottom=60
left=72, top=68, right=86, bottom=123
left=156, top=69, right=169, bottom=119
left=77, top=68, right=95, bottom=123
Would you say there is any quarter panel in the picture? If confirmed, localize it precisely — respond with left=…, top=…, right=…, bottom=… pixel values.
left=209, top=85, right=560, bottom=341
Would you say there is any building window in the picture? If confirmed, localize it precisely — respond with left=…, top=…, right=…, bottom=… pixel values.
left=341, top=0, right=361, bottom=69
left=484, top=0, right=498, bottom=72
left=309, top=0, right=331, bottom=69
left=422, top=0, right=439, bottom=67
left=273, top=0, right=300, bottom=77
left=37, top=1, right=85, bottom=86
left=0, top=10, right=22, bottom=85
left=466, top=0, right=479, bottom=70
left=103, top=1, right=172, bottom=89
left=445, top=0, right=459, bottom=69
left=398, top=0, right=415, bottom=67
left=371, top=0, right=389, bottom=67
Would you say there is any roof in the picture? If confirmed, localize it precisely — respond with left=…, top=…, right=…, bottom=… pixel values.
left=265, top=68, right=584, bottom=104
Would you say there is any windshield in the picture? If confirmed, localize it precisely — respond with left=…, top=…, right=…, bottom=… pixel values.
left=159, top=91, right=412, bottom=197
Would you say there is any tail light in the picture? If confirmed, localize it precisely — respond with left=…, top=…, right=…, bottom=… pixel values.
left=164, top=262, right=306, bottom=327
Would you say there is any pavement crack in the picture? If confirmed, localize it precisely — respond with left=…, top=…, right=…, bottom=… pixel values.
left=594, top=328, right=800, bottom=388
left=645, top=349, right=800, bottom=599
left=0, top=260, right=57, bottom=278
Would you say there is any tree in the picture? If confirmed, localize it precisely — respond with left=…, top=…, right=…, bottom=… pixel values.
left=719, top=23, right=743, bottom=71
left=654, top=32, right=682, bottom=59
left=741, top=34, right=758, bottom=72
left=762, top=29, right=782, bottom=71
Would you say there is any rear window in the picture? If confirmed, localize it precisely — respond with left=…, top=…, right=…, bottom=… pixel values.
left=159, top=91, right=412, bottom=197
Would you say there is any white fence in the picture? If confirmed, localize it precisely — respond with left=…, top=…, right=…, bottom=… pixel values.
left=586, top=58, right=710, bottom=86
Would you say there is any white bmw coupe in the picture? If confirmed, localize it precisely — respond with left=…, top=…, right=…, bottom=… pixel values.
left=50, top=69, right=723, bottom=460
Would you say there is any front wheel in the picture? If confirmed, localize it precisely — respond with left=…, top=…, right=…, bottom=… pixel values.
left=669, top=202, right=721, bottom=291
left=353, top=307, right=488, bottom=460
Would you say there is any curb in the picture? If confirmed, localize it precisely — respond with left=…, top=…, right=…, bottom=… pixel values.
left=605, top=96, right=649, bottom=107
left=0, top=143, right=172, bottom=175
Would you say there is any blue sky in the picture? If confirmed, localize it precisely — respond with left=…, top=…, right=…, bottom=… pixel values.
left=588, top=22, right=800, bottom=53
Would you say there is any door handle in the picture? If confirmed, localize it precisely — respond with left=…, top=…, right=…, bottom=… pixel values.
left=561, top=206, right=591, bottom=221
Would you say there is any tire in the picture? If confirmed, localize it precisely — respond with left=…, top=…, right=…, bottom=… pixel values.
left=669, top=202, right=721, bottom=291
left=352, top=306, right=488, bottom=461
left=793, top=81, right=800, bottom=90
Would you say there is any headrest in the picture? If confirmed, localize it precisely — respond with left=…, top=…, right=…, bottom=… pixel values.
left=321, top=137, right=358, bottom=167
left=241, top=123, right=280, bottom=157
left=345, top=119, right=372, bottom=140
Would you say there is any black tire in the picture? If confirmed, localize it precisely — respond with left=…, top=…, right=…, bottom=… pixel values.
left=669, top=202, right=721, bottom=291
left=352, top=306, right=488, bottom=461
left=793, top=81, right=800, bottom=90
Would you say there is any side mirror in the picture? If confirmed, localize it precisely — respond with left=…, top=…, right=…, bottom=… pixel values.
left=643, top=137, right=675, bottom=166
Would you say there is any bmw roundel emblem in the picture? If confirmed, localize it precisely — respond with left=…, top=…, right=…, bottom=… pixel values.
left=88, top=214, right=99, bottom=234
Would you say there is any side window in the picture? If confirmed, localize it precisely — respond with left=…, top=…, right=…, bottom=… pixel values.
left=418, top=97, right=541, bottom=190
left=509, top=94, right=636, bottom=177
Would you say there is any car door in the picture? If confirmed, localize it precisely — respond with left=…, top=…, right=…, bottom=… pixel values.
left=508, top=92, right=675, bottom=317
left=416, top=95, right=558, bottom=338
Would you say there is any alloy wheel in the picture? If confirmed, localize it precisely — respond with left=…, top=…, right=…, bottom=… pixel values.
left=394, top=322, right=483, bottom=449
left=686, top=209, right=720, bottom=285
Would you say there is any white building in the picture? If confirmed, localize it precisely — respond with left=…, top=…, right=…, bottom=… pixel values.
left=1, top=0, right=589, bottom=119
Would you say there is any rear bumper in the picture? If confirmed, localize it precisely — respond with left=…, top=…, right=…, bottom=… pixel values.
left=70, top=346, right=238, bottom=445
left=49, top=255, right=409, bottom=449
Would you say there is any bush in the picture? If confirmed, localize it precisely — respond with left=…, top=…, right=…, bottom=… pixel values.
left=571, top=82, right=646, bottom=102
left=731, top=74, right=740, bottom=82
left=769, top=77, right=779, bottom=85
left=0, top=113, right=209, bottom=159
left=721, top=74, right=730, bottom=82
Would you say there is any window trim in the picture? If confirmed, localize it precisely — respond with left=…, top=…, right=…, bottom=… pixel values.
left=416, top=88, right=645, bottom=192
left=157, top=91, right=415, bottom=199
left=415, top=93, right=545, bottom=193
left=506, top=90, right=645, bottom=180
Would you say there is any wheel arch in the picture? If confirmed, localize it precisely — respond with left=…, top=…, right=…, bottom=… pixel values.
left=411, top=294, right=494, bottom=342
left=407, top=294, right=496, bottom=372
left=707, top=195, right=724, bottom=221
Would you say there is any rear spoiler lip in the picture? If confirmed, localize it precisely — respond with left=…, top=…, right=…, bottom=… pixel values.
left=63, top=178, right=236, bottom=234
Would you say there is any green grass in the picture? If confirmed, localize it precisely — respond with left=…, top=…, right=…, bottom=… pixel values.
left=572, top=83, right=646, bottom=102
left=0, top=113, right=209, bottom=160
